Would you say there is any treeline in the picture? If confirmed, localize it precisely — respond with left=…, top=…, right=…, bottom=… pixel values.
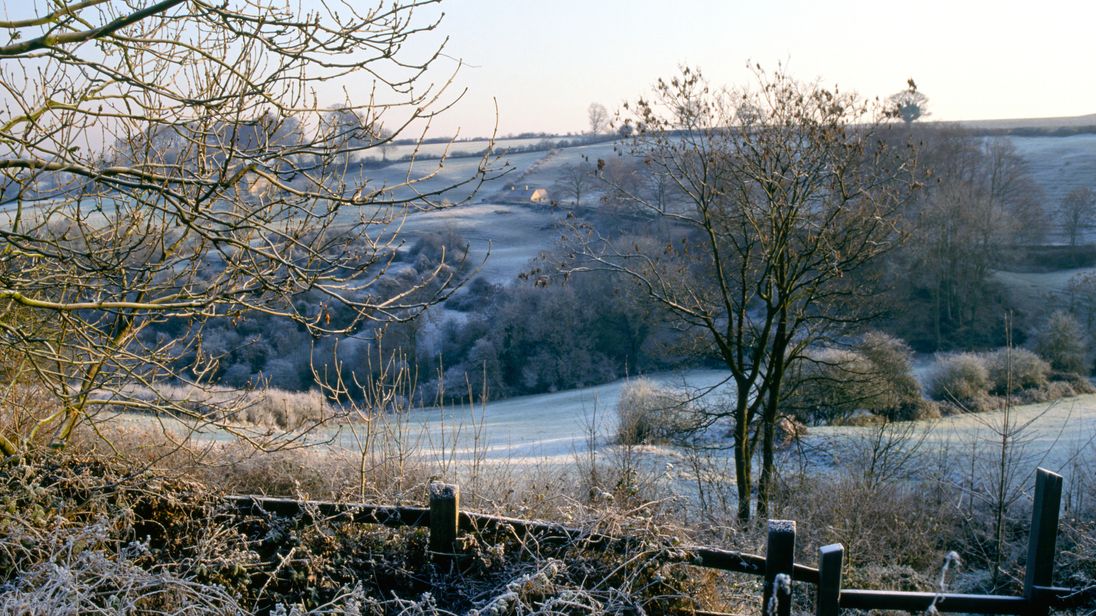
left=143, top=230, right=474, bottom=397
left=875, top=126, right=1049, bottom=351
left=358, top=134, right=623, bottom=169
left=417, top=268, right=691, bottom=400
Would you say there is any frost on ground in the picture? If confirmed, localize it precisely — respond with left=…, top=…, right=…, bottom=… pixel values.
left=328, top=370, right=732, bottom=466
left=0, top=454, right=715, bottom=615
left=793, top=394, right=1096, bottom=484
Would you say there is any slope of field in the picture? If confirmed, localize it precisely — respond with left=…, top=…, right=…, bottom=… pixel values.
left=329, top=370, right=731, bottom=464
left=320, top=364, right=1096, bottom=483
left=799, top=394, right=1096, bottom=482
left=338, top=129, right=1096, bottom=284
left=959, top=113, right=1096, bottom=131
left=1009, top=133, right=1096, bottom=243
left=357, top=141, right=621, bottom=206
left=993, top=266, right=1096, bottom=317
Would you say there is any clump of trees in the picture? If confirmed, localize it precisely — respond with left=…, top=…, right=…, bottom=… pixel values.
left=1059, top=187, right=1096, bottom=246
left=425, top=266, right=684, bottom=401
left=927, top=344, right=1088, bottom=411
left=1033, top=310, right=1088, bottom=375
left=879, top=128, right=1047, bottom=352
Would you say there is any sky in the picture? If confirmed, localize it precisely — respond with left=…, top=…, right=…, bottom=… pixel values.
left=384, top=0, right=1096, bottom=138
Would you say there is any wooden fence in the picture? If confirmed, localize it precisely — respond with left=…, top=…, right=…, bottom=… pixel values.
left=226, top=468, right=1092, bottom=615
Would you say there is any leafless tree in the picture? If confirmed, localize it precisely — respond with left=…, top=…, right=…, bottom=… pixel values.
left=555, top=163, right=595, bottom=206
left=588, top=102, right=609, bottom=135
left=1059, top=187, right=1096, bottom=246
left=0, top=0, right=491, bottom=455
left=570, top=66, right=918, bottom=521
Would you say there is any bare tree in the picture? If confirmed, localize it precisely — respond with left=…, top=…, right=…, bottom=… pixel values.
left=588, top=102, right=609, bottom=136
left=0, top=0, right=490, bottom=454
left=555, top=163, right=595, bottom=206
left=571, top=67, right=917, bottom=521
left=1059, top=187, right=1096, bottom=246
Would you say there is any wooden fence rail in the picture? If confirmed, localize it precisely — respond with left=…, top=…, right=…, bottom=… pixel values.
left=225, top=468, right=1091, bottom=615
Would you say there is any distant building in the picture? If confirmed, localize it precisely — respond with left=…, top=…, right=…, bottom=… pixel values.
left=503, top=183, right=551, bottom=204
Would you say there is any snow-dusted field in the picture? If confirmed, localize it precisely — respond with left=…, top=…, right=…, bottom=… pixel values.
left=320, top=366, right=1096, bottom=484
left=993, top=266, right=1096, bottom=315
left=798, top=395, right=1096, bottom=480
left=377, top=203, right=563, bottom=284
left=329, top=370, right=732, bottom=465
left=355, top=140, right=620, bottom=205
left=1009, top=134, right=1096, bottom=215
left=377, top=137, right=551, bottom=161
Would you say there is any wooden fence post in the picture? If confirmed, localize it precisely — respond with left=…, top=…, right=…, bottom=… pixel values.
left=816, top=544, right=844, bottom=616
left=763, top=520, right=796, bottom=616
left=1024, top=468, right=1062, bottom=616
left=429, top=482, right=460, bottom=566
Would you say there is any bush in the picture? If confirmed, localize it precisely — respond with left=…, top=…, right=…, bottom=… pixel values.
left=1034, top=310, right=1088, bottom=375
left=928, top=353, right=990, bottom=406
left=983, top=348, right=1050, bottom=394
left=855, top=332, right=925, bottom=419
left=446, top=276, right=501, bottom=312
left=786, top=349, right=878, bottom=425
left=616, top=379, right=694, bottom=445
left=786, top=334, right=927, bottom=424
left=776, top=474, right=960, bottom=573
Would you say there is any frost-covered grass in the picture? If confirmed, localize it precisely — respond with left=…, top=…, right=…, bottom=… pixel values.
left=797, top=393, right=1096, bottom=478
left=325, top=370, right=730, bottom=465
left=993, top=266, right=1096, bottom=316
left=0, top=451, right=720, bottom=615
left=1009, top=134, right=1096, bottom=237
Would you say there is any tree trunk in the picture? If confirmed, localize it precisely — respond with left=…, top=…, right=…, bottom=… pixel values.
left=757, top=322, right=789, bottom=520
left=733, top=387, right=753, bottom=522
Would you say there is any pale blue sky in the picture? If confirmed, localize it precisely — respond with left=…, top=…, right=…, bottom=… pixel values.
left=389, top=0, right=1096, bottom=137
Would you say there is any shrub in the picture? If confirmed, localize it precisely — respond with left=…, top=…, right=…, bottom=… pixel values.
left=786, top=334, right=927, bottom=424
left=1034, top=310, right=1088, bottom=375
left=928, top=353, right=990, bottom=405
left=616, top=379, right=694, bottom=445
left=786, top=349, right=878, bottom=425
left=855, top=332, right=925, bottom=419
left=983, top=348, right=1051, bottom=394
left=776, top=474, right=960, bottom=573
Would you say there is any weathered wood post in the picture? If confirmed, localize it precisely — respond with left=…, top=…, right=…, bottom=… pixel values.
left=816, top=543, right=844, bottom=616
left=1024, top=468, right=1062, bottom=616
left=429, top=482, right=460, bottom=566
left=763, top=520, right=796, bottom=616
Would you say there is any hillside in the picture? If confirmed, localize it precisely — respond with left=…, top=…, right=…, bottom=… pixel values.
left=361, top=129, right=1096, bottom=286
left=956, top=112, right=1096, bottom=131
